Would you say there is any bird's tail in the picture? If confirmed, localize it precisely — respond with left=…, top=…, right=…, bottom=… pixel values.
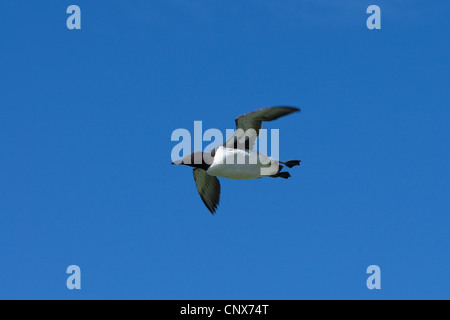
left=280, top=160, right=301, bottom=168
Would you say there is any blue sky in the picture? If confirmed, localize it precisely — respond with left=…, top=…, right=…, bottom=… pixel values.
left=1, top=1, right=449, bottom=299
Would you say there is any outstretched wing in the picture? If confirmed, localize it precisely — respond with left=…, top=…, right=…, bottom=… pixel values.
left=224, top=106, right=300, bottom=150
left=193, top=168, right=221, bottom=214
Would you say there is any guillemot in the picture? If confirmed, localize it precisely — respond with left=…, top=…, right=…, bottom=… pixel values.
left=172, top=106, right=301, bottom=214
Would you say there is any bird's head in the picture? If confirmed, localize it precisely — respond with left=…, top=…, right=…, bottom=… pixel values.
left=171, top=152, right=210, bottom=170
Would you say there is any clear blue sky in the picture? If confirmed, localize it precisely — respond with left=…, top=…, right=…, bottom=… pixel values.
left=1, top=1, right=449, bottom=299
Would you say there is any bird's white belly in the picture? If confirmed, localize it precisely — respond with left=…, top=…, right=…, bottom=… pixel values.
left=206, top=147, right=279, bottom=180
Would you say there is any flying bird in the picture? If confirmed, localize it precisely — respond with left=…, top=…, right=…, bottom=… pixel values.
left=172, top=106, right=301, bottom=214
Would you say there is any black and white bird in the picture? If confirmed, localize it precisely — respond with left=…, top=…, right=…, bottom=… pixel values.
left=172, top=106, right=301, bottom=214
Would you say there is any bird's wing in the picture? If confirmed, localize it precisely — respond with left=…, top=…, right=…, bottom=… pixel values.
left=193, top=168, right=221, bottom=214
left=224, top=106, right=300, bottom=150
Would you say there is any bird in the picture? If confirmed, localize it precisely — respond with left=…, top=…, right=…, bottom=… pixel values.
left=172, top=106, right=301, bottom=214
